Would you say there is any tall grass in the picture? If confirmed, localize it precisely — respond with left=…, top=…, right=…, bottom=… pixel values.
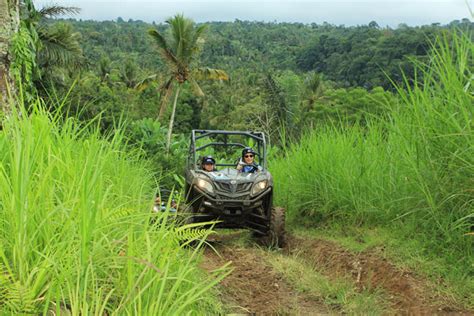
left=0, top=101, right=225, bottom=314
left=272, top=30, right=473, bottom=300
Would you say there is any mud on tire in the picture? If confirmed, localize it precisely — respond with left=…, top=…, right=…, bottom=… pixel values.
left=259, top=206, right=286, bottom=248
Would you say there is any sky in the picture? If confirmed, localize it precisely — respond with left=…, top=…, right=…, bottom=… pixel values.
left=34, top=0, right=472, bottom=27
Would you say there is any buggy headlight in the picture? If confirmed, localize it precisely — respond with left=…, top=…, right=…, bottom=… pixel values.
left=251, top=180, right=267, bottom=195
left=196, top=178, right=214, bottom=194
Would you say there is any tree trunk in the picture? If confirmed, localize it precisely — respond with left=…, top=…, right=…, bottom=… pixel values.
left=0, top=0, right=19, bottom=115
left=166, top=85, right=180, bottom=153
left=158, top=80, right=174, bottom=120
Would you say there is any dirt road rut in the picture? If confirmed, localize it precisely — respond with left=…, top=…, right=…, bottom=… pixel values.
left=200, top=232, right=471, bottom=315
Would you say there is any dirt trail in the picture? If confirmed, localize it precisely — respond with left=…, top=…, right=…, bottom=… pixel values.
left=285, top=236, right=469, bottom=315
left=201, top=233, right=472, bottom=315
left=201, top=242, right=327, bottom=315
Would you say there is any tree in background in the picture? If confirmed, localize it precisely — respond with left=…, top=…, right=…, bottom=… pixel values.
left=299, top=71, right=327, bottom=128
left=0, top=0, right=19, bottom=114
left=10, top=0, right=82, bottom=101
left=148, top=14, right=228, bottom=152
left=263, top=73, right=297, bottom=146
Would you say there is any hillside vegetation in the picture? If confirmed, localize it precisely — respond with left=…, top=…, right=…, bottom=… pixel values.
left=42, top=18, right=472, bottom=135
left=29, top=17, right=472, bottom=182
left=1, top=3, right=473, bottom=312
left=0, top=103, right=225, bottom=314
left=272, top=31, right=474, bottom=306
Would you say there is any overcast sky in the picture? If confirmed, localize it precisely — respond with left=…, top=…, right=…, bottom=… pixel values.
left=33, top=0, right=472, bottom=27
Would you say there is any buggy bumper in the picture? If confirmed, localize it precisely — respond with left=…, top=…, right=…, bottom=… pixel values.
left=189, top=187, right=272, bottom=232
left=193, top=186, right=271, bottom=209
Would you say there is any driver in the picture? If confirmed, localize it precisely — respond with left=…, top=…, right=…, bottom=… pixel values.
left=236, top=147, right=261, bottom=173
left=201, top=155, right=216, bottom=172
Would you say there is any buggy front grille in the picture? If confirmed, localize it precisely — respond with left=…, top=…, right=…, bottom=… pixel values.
left=215, top=181, right=252, bottom=193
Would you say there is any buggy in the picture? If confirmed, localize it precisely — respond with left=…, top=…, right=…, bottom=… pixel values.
left=184, top=130, right=285, bottom=247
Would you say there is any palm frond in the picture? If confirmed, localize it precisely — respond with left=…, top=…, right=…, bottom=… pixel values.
left=98, top=56, right=112, bottom=81
left=37, top=23, right=84, bottom=70
left=191, top=24, right=208, bottom=55
left=174, top=227, right=210, bottom=243
left=119, top=59, right=141, bottom=88
left=147, top=29, right=168, bottom=51
left=21, top=0, right=42, bottom=24
left=189, top=78, right=204, bottom=97
left=194, top=67, right=229, bottom=81
left=193, top=24, right=208, bottom=42
left=167, top=14, right=195, bottom=63
left=173, top=221, right=216, bottom=246
left=39, top=5, right=80, bottom=18
left=148, top=28, right=178, bottom=68
left=304, top=71, right=322, bottom=93
left=102, top=208, right=135, bottom=225
left=135, top=73, right=158, bottom=91
left=0, top=262, right=45, bottom=314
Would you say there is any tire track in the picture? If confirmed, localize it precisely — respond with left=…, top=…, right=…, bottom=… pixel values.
left=201, top=233, right=473, bottom=315
left=201, top=242, right=327, bottom=315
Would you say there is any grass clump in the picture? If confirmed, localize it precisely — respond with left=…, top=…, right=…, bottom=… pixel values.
left=268, top=252, right=389, bottom=314
left=0, top=102, right=225, bottom=314
left=271, top=30, right=473, bottom=307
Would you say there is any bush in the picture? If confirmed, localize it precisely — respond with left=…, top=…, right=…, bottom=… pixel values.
left=271, top=30, right=473, bottom=293
left=125, top=118, right=188, bottom=186
left=0, top=103, right=224, bottom=314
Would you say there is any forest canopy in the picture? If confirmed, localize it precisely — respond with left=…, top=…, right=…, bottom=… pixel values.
left=38, top=18, right=472, bottom=134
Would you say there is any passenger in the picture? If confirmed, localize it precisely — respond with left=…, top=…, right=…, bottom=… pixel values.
left=201, top=155, right=216, bottom=172
left=236, top=147, right=261, bottom=173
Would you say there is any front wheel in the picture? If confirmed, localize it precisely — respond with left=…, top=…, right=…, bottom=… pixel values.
left=258, top=207, right=286, bottom=248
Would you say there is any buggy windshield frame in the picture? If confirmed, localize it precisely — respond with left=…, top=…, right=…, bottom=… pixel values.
left=187, top=130, right=267, bottom=171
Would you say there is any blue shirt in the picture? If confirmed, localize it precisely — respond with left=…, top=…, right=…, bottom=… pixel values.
left=241, top=164, right=259, bottom=173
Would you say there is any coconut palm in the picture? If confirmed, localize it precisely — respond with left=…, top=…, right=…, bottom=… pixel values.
left=36, top=22, right=83, bottom=71
left=302, top=71, right=325, bottom=109
left=148, top=14, right=228, bottom=152
left=20, top=0, right=83, bottom=92
left=300, top=72, right=327, bottom=129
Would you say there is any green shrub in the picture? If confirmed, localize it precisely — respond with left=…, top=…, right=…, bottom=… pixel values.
left=125, top=118, right=188, bottom=186
left=272, top=29, right=473, bottom=293
left=0, top=103, right=224, bottom=314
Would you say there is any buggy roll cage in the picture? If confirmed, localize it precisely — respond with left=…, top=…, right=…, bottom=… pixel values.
left=188, top=129, right=267, bottom=170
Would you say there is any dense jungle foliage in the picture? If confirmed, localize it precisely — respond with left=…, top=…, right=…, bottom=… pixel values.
left=2, top=2, right=472, bottom=312
left=23, top=16, right=471, bottom=177
left=273, top=30, right=474, bottom=306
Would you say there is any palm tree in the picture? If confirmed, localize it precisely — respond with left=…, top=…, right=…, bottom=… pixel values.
left=148, top=14, right=228, bottom=152
left=301, top=72, right=327, bottom=129
left=118, top=58, right=141, bottom=88
left=302, top=71, right=324, bottom=110
left=23, top=0, right=82, bottom=71
left=17, top=0, right=83, bottom=95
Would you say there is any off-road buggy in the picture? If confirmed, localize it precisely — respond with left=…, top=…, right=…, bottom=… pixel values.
left=184, top=130, right=285, bottom=247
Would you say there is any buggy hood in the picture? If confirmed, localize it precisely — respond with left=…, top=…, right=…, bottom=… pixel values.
left=200, top=167, right=262, bottom=182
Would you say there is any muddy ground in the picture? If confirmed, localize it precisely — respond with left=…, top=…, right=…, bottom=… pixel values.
left=200, top=232, right=472, bottom=315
